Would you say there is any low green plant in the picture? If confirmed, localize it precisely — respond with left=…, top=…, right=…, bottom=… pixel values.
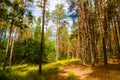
left=67, top=71, right=80, bottom=80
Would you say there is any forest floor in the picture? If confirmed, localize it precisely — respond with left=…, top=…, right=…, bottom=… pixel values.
left=59, top=60, right=120, bottom=80
left=0, top=59, right=120, bottom=80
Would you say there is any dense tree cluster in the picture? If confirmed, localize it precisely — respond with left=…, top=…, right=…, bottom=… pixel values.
left=68, top=0, right=120, bottom=65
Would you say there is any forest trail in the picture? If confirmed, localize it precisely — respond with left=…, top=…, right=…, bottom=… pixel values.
left=60, top=61, right=93, bottom=80
left=59, top=61, right=120, bottom=80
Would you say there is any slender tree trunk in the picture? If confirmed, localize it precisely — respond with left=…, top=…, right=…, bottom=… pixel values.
left=102, top=36, right=108, bottom=65
left=103, top=16, right=108, bottom=65
left=94, top=0, right=99, bottom=63
left=99, top=0, right=108, bottom=65
left=39, top=0, right=46, bottom=74
left=9, top=22, right=14, bottom=46
left=3, top=22, right=14, bottom=70
left=56, top=29, right=59, bottom=61
left=18, top=28, right=21, bottom=47
left=9, top=40, right=14, bottom=69
left=9, top=28, right=17, bottom=69
left=77, top=0, right=86, bottom=64
left=108, top=21, right=113, bottom=55
left=113, top=18, right=120, bottom=60
left=90, top=20, right=96, bottom=66
left=78, top=8, right=83, bottom=62
left=56, top=13, right=61, bottom=61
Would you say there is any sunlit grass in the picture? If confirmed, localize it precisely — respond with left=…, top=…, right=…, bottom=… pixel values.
left=42, top=59, right=81, bottom=80
left=0, top=59, right=81, bottom=80
left=43, top=59, right=80, bottom=70
left=67, top=71, right=80, bottom=80
left=12, top=64, right=38, bottom=76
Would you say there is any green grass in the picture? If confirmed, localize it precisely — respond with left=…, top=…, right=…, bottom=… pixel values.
left=0, top=59, right=80, bottom=80
left=67, top=71, right=80, bottom=80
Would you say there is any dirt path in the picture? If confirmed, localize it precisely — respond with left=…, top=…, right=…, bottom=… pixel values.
left=59, top=61, right=120, bottom=80
left=59, top=62, right=93, bottom=80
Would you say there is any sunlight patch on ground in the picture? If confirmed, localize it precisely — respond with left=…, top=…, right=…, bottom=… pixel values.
left=10, top=59, right=80, bottom=77
left=12, top=64, right=38, bottom=76
left=43, top=59, right=80, bottom=70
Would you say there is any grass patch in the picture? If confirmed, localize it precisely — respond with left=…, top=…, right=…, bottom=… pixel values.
left=0, top=59, right=81, bottom=80
left=67, top=71, right=80, bottom=80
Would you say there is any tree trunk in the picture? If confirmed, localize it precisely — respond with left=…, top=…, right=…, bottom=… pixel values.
left=9, top=21, right=14, bottom=46
left=90, top=20, right=96, bottom=66
left=18, top=28, right=21, bottom=47
left=56, top=29, right=59, bottom=61
left=99, top=0, right=108, bottom=65
left=55, top=14, right=61, bottom=61
left=39, top=0, right=46, bottom=74
left=9, top=28, right=17, bottom=69
left=76, top=0, right=85, bottom=64
left=113, top=18, right=120, bottom=60
left=9, top=39, right=14, bottom=69
left=102, top=36, right=108, bottom=65
left=3, top=23, right=14, bottom=70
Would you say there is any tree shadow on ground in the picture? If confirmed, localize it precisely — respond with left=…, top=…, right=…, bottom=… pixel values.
left=86, top=64, right=120, bottom=80
left=0, top=70, right=29, bottom=80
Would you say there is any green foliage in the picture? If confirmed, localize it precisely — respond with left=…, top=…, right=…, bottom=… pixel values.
left=34, top=17, right=41, bottom=40
left=51, top=4, right=65, bottom=22
left=44, top=41, right=55, bottom=62
left=43, top=28, right=56, bottom=63
left=13, top=38, right=40, bottom=64
left=12, top=37, right=55, bottom=64
left=0, top=38, right=6, bottom=66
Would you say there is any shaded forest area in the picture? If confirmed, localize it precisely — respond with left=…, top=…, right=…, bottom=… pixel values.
left=0, top=0, right=120, bottom=80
